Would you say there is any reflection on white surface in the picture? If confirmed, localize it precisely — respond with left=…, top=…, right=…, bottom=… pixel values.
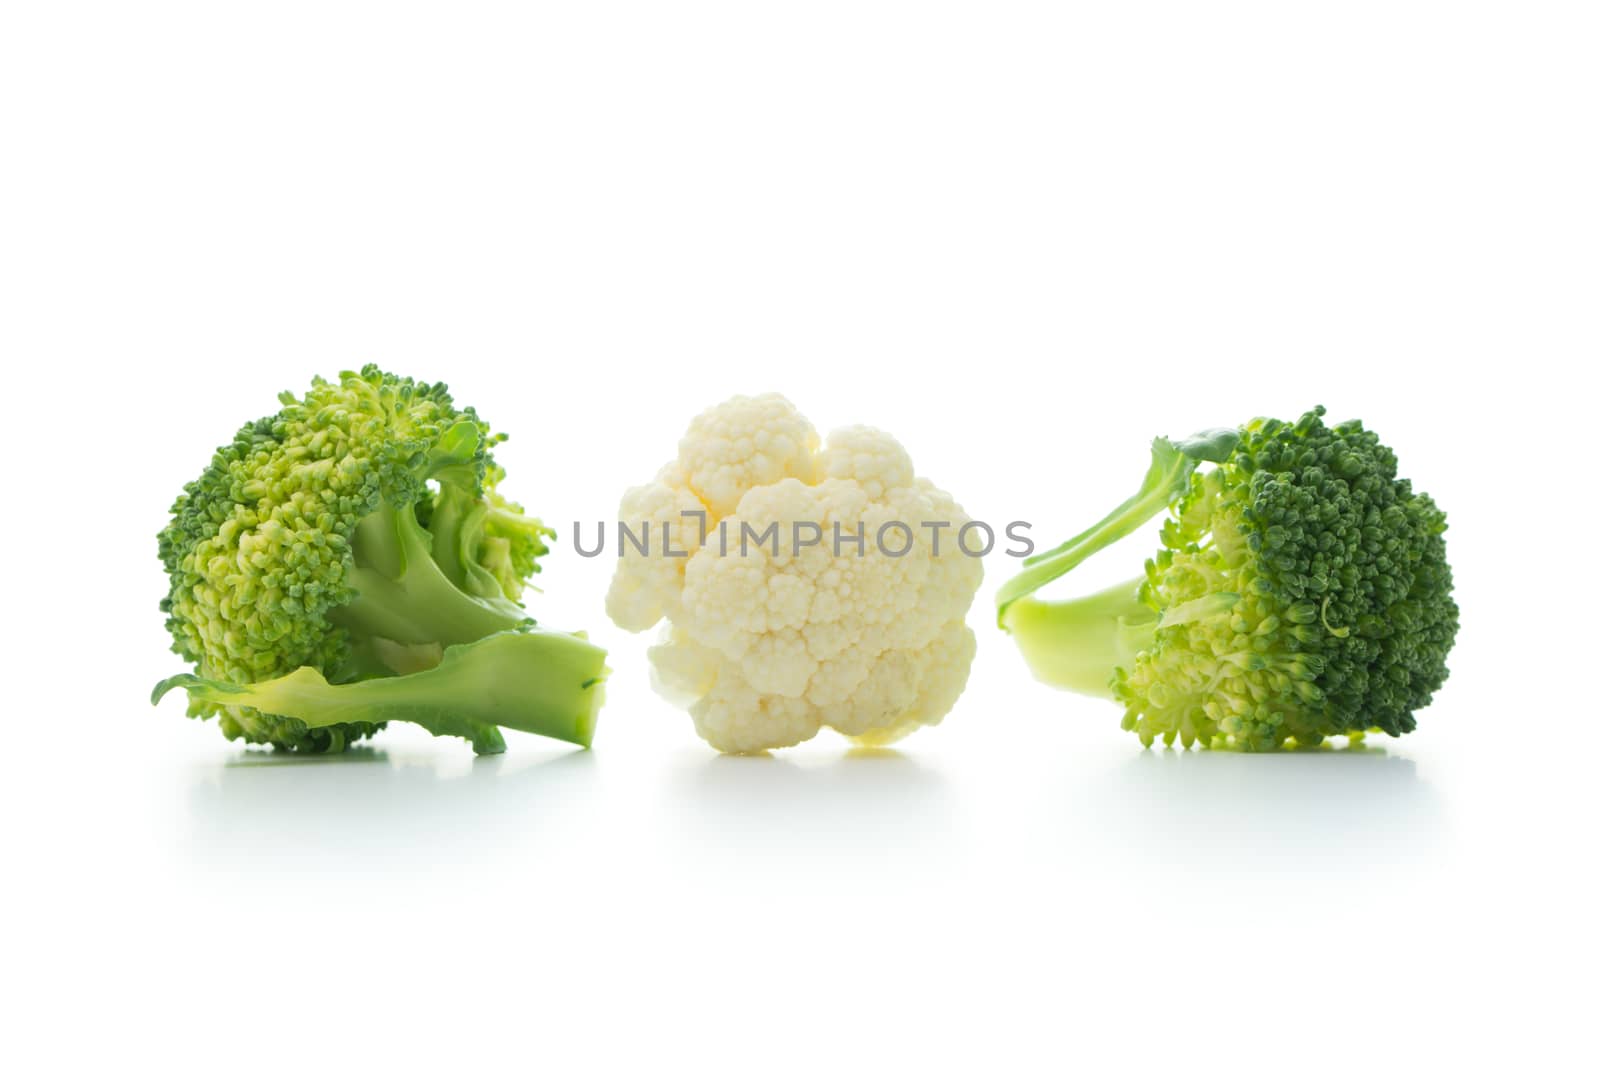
left=175, top=732, right=1444, bottom=886
left=1070, top=744, right=1443, bottom=875
left=178, top=742, right=967, bottom=890
left=663, top=749, right=956, bottom=874
left=182, top=747, right=598, bottom=876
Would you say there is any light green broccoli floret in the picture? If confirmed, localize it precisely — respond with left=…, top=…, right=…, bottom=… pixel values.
left=155, top=365, right=603, bottom=754
left=998, top=407, right=1457, bottom=750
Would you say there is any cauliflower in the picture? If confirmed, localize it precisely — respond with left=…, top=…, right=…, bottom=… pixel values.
left=606, top=394, right=983, bottom=753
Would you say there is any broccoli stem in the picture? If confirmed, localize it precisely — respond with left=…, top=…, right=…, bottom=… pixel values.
left=995, top=427, right=1240, bottom=623
left=424, top=481, right=515, bottom=602
left=333, top=501, right=527, bottom=652
left=153, top=630, right=609, bottom=754
left=1002, top=578, right=1158, bottom=696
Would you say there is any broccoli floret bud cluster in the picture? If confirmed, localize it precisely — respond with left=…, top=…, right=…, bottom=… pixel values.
left=998, top=406, right=1458, bottom=751
left=157, top=366, right=555, bottom=753
left=1119, top=408, right=1458, bottom=748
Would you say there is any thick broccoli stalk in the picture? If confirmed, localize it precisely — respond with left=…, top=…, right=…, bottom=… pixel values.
left=1001, top=578, right=1157, bottom=696
left=155, top=366, right=600, bottom=753
left=153, top=631, right=607, bottom=755
left=998, top=407, right=1458, bottom=750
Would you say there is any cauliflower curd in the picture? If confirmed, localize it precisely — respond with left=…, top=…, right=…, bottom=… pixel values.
left=607, top=395, right=983, bottom=753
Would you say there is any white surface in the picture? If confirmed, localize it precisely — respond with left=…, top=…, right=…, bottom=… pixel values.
left=3, top=3, right=1595, bottom=1064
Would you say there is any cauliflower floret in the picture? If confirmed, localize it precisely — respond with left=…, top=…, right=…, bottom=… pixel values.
left=607, top=395, right=984, bottom=753
left=676, top=393, right=821, bottom=517
left=603, top=472, right=708, bottom=632
left=821, top=424, right=915, bottom=498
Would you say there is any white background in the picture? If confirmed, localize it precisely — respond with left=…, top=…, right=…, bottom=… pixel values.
left=3, top=2, right=1595, bottom=1064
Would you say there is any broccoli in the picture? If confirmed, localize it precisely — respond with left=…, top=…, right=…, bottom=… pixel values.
left=153, top=365, right=607, bottom=754
left=997, top=407, right=1457, bottom=750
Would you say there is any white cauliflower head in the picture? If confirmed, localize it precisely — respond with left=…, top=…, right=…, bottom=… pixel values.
left=606, top=394, right=983, bottom=753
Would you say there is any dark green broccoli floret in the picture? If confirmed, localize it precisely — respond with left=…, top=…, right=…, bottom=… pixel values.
left=154, top=365, right=604, bottom=754
left=997, top=407, right=1457, bottom=750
